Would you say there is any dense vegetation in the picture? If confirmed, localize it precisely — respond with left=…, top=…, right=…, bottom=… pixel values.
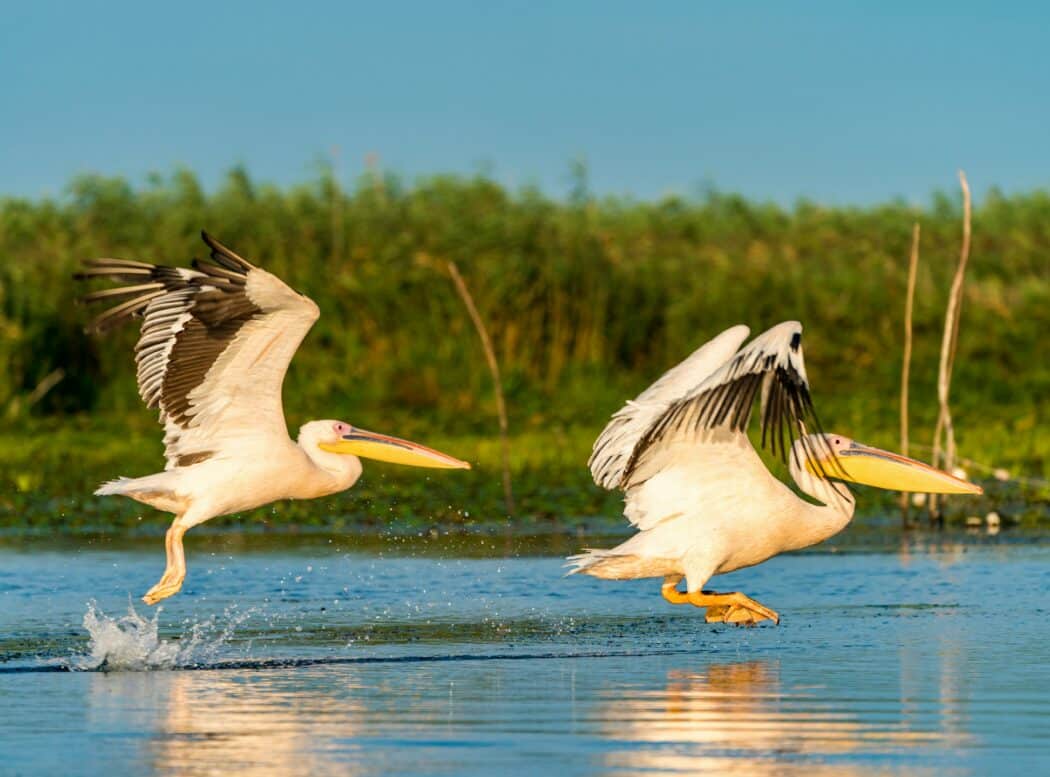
left=0, top=167, right=1046, bottom=531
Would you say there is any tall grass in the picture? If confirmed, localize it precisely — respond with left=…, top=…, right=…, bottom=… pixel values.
left=0, top=167, right=1046, bottom=483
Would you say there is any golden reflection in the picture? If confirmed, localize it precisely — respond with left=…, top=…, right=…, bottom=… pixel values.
left=596, top=660, right=965, bottom=776
left=90, top=670, right=365, bottom=777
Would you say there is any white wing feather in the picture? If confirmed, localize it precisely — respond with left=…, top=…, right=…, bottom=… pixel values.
left=80, top=234, right=321, bottom=470
left=590, top=321, right=832, bottom=533
left=161, top=269, right=319, bottom=467
left=588, top=325, right=750, bottom=489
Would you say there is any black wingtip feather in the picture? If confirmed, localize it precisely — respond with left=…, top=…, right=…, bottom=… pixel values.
left=621, top=329, right=846, bottom=492
left=200, top=231, right=255, bottom=273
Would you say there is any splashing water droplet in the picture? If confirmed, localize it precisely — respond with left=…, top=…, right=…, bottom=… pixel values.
left=66, top=600, right=253, bottom=672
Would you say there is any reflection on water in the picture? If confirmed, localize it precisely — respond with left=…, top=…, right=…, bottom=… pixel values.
left=597, top=661, right=968, bottom=776
left=79, top=653, right=981, bottom=777
left=3, top=544, right=1048, bottom=776
left=90, top=671, right=364, bottom=776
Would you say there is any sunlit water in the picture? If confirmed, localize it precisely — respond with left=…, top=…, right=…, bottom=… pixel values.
left=0, top=533, right=1048, bottom=775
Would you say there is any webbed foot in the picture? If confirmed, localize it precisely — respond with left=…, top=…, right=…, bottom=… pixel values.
left=661, top=579, right=779, bottom=625
left=142, top=570, right=184, bottom=605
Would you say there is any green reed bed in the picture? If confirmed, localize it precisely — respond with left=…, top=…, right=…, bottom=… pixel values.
left=0, top=168, right=1046, bottom=532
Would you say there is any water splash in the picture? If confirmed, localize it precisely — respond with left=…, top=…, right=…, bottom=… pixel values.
left=67, top=600, right=253, bottom=671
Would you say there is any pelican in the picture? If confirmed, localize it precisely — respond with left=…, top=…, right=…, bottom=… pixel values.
left=77, top=232, right=470, bottom=605
left=569, top=322, right=981, bottom=625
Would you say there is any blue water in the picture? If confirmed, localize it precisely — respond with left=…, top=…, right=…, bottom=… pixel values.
left=0, top=534, right=1048, bottom=775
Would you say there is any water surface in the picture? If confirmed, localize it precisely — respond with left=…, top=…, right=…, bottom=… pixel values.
left=0, top=533, right=1047, bottom=775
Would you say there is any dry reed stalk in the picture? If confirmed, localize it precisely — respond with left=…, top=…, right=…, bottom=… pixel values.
left=929, top=170, right=973, bottom=519
left=25, top=368, right=64, bottom=408
left=900, top=222, right=920, bottom=520
left=447, top=261, right=516, bottom=516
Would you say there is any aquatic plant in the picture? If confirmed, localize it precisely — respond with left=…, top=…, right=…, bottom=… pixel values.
left=0, top=167, right=1046, bottom=527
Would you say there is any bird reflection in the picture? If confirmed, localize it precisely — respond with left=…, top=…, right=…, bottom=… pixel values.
left=597, top=660, right=962, bottom=776
left=83, top=654, right=972, bottom=775
left=89, top=670, right=364, bottom=777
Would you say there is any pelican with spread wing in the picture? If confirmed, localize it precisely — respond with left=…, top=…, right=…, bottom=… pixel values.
left=570, top=322, right=981, bottom=625
left=78, top=232, right=470, bottom=604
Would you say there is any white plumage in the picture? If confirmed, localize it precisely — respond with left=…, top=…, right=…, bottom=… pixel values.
left=571, top=322, right=980, bottom=625
left=587, top=324, right=750, bottom=491
left=80, top=232, right=469, bottom=604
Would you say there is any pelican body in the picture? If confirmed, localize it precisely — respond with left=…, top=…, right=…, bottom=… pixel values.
left=570, top=323, right=981, bottom=625
left=79, top=232, right=469, bottom=604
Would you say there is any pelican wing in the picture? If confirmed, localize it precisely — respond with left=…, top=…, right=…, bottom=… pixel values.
left=78, top=232, right=320, bottom=468
left=588, top=325, right=751, bottom=489
left=601, top=321, right=834, bottom=491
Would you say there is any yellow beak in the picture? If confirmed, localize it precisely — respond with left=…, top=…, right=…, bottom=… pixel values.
left=811, top=442, right=982, bottom=494
left=319, top=429, right=471, bottom=470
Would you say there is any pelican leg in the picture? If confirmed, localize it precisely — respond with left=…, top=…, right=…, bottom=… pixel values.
left=661, top=575, right=690, bottom=604
left=690, top=591, right=779, bottom=625
left=142, top=520, right=188, bottom=605
left=662, top=579, right=778, bottom=624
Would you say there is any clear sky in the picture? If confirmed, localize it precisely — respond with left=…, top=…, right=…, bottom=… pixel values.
left=3, top=1, right=1047, bottom=204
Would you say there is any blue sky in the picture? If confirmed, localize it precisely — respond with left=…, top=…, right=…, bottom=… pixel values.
left=3, top=1, right=1047, bottom=204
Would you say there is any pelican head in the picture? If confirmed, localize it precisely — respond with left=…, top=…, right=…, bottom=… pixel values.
left=313, top=420, right=471, bottom=469
left=804, top=433, right=982, bottom=494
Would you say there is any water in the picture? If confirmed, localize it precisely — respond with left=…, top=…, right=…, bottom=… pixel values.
left=1, top=533, right=1048, bottom=775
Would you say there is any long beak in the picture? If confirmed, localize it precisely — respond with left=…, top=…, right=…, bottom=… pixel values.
left=319, top=429, right=471, bottom=470
left=811, top=442, right=982, bottom=494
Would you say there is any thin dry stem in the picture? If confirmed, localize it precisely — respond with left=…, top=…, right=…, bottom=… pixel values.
left=900, top=222, right=920, bottom=518
left=930, top=170, right=973, bottom=519
left=26, top=368, right=65, bottom=407
left=447, top=261, right=515, bottom=516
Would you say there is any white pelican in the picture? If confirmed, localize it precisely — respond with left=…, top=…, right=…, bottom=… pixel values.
left=78, top=232, right=470, bottom=605
left=569, top=322, right=981, bottom=625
